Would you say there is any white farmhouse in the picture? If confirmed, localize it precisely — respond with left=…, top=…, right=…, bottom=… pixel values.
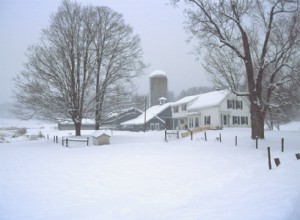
left=171, top=90, right=251, bottom=130
left=171, top=94, right=200, bottom=130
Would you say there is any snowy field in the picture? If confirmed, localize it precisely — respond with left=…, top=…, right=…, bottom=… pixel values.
left=0, top=118, right=300, bottom=220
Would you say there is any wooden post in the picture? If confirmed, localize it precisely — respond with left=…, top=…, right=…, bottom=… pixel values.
left=281, top=138, right=284, bottom=152
left=66, top=138, right=68, bottom=147
left=87, top=137, right=89, bottom=146
left=219, top=133, right=222, bottom=142
left=204, top=131, right=207, bottom=141
left=267, top=147, right=272, bottom=170
left=56, top=136, right=58, bottom=143
left=256, top=136, right=258, bottom=149
left=165, top=129, right=167, bottom=142
left=235, top=136, right=237, bottom=146
left=190, top=130, right=193, bottom=141
left=53, top=136, right=55, bottom=142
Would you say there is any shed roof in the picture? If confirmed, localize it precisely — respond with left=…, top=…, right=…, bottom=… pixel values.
left=91, top=131, right=110, bottom=138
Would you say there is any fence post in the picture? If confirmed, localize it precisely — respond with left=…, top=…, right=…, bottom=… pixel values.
left=165, top=129, right=167, bottom=142
left=204, top=131, right=207, bottom=141
left=190, top=130, right=193, bottom=141
left=53, top=136, right=55, bottom=143
left=281, top=138, right=284, bottom=152
left=256, top=136, right=258, bottom=149
left=66, top=138, right=68, bottom=147
left=268, top=147, right=272, bottom=170
left=87, top=137, right=89, bottom=146
left=235, top=136, right=237, bottom=146
left=219, top=133, right=222, bottom=142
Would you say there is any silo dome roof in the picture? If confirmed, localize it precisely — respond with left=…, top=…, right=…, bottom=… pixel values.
left=149, top=70, right=167, bottom=78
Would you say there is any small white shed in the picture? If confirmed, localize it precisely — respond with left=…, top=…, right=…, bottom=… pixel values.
left=92, top=131, right=110, bottom=145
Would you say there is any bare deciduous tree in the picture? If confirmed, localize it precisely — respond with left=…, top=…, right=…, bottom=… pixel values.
left=13, top=0, right=145, bottom=135
left=90, top=6, right=145, bottom=130
left=173, top=0, right=300, bottom=139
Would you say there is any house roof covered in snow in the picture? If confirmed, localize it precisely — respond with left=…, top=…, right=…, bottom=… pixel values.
left=188, top=90, right=230, bottom=111
left=149, top=70, right=167, bottom=78
left=171, top=95, right=200, bottom=106
left=121, top=102, right=172, bottom=125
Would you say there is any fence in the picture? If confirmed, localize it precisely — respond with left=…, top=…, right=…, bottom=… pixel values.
left=165, top=130, right=179, bottom=142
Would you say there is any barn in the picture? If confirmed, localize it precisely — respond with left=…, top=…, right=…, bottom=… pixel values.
left=120, top=102, right=173, bottom=132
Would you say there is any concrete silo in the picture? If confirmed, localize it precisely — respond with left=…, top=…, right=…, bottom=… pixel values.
left=149, top=70, right=168, bottom=107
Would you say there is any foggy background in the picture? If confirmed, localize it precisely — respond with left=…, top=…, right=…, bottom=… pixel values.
left=0, top=0, right=210, bottom=104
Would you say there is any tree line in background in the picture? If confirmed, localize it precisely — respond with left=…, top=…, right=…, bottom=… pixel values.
left=13, top=0, right=145, bottom=136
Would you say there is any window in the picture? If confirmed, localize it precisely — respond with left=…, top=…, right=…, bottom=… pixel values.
left=204, top=116, right=211, bottom=125
left=241, top=116, right=248, bottom=125
left=233, top=116, right=248, bottom=125
left=155, top=123, right=160, bottom=130
left=223, top=115, right=227, bottom=126
left=173, top=106, right=179, bottom=113
left=182, top=104, right=187, bottom=111
left=228, top=100, right=243, bottom=109
left=195, top=117, right=199, bottom=127
left=236, top=101, right=243, bottom=109
left=150, top=123, right=155, bottom=130
left=227, top=100, right=234, bottom=109
left=232, top=116, right=240, bottom=125
left=189, top=118, right=194, bottom=128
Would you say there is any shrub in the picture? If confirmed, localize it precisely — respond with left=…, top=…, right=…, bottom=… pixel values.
left=14, top=128, right=27, bottom=137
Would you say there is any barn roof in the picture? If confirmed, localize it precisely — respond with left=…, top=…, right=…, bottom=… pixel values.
left=121, top=102, right=172, bottom=125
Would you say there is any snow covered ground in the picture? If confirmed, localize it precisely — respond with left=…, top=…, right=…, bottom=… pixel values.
left=0, top=119, right=300, bottom=220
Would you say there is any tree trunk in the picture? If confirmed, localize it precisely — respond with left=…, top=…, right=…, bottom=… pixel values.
left=95, top=106, right=100, bottom=130
left=95, top=91, right=105, bottom=130
left=250, top=103, right=265, bottom=139
left=74, top=121, right=81, bottom=136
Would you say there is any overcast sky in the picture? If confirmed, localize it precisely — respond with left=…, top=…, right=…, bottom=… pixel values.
left=0, top=0, right=210, bottom=103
